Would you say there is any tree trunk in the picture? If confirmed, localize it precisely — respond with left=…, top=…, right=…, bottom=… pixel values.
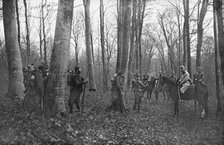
left=183, top=20, right=187, bottom=66
left=44, top=0, right=74, bottom=117
left=42, top=0, right=47, bottom=64
left=107, top=0, right=132, bottom=113
left=196, top=0, right=208, bottom=69
left=116, top=0, right=123, bottom=72
left=127, top=0, right=137, bottom=87
left=137, top=0, right=146, bottom=78
left=177, top=10, right=181, bottom=77
left=83, top=0, right=96, bottom=91
left=213, top=0, right=223, bottom=113
left=100, top=0, right=108, bottom=92
left=23, top=0, right=31, bottom=65
left=74, top=40, right=79, bottom=66
left=39, top=7, right=43, bottom=60
left=3, top=0, right=24, bottom=100
left=15, top=0, right=21, bottom=52
left=184, top=0, right=191, bottom=76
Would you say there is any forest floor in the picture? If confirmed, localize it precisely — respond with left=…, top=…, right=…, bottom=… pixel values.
left=0, top=88, right=223, bottom=145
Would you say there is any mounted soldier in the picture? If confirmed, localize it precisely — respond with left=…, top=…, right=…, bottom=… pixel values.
left=178, top=65, right=192, bottom=94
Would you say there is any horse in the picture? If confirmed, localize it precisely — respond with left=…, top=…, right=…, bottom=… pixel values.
left=143, top=77, right=156, bottom=102
left=154, top=77, right=167, bottom=101
left=160, top=76, right=209, bottom=118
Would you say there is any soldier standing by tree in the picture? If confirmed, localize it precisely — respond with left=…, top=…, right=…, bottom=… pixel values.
left=68, top=66, right=87, bottom=113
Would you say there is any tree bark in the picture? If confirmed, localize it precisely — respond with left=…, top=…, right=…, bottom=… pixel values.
left=83, top=0, right=96, bottom=91
left=137, top=0, right=146, bottom=77
left=127, top=0, right=137, bottom=87
left=183, top=0, right=191, bottom=76
left=108, top=0, right=132, bottom=113
left=196, top=0, right=208, bottom=69
left=42, top=0, right=48, bottom=64
left=100, top=0, right=108, bottom=92
left=23, top=0, right=31, bottom=65
left=177, top=10, right=181, bottom=77
left=116, top=0, right=123, bottom=72
left=39, top=6, right=43, bottom=60
left=15, top=0, right=21, bottom=52
left=213, top=0, right=223, bottom=113
left=3, top=0, right=24, bottom=100
left=44, top=0, right=74, bottom=117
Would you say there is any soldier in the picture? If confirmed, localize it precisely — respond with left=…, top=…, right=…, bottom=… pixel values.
left=159, top=71, right=163, bottom=78
left=142, top=73, right=149, bottom=85
left=68, top=66, right=87, bottom=113
left=178, top=65, right=191, bottom=94
left=194, top=66, right=204, bottom=84
left=38, top=62, right=49, bottom=78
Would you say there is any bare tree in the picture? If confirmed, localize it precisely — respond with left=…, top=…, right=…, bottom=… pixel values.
left=15, top=0, right=21, bottom=51
left=183, top=0, right=191, bottom=76
left=136, top=0, right=146, bottom=77
left=41, top=0, right=48, bottom=64
left=23, top=0, right=31, bottom=64
left=196, top=0, right=209, bottom=69
left=39, top=4, right=43, bottom=60
left=72, top=11, right=84, bottom=66
left=44, top=0, right=74, bottom=117
left=83, top=0, right=96, bottom=91
left=107, top=0, right=132, bottom=113
left=3, top=0, right=24, bottom=100
left=213, top=0, right=223, bottom=114
left=127, top=0, right=137, bottom=87
left=100, top=0, right=108, bottom=91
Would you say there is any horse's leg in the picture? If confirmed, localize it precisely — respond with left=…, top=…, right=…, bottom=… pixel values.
left=155, top=91, right=158, bottom=102
left=194, top=99, right=197, bottom=113
left=146, top=91, right=149, bottom=102
left=163, top=91, right=166, bottom=102
left=200, top=103, right=208, bottom=118
left=133, top=94, right=136, bottom=111
left=177, top=101, right=179, bottom=119
left=148, top=90, right=153, bottom=102
left=173, top=102, right=177, bottom=117
left=68, top=96, right=74, bottom=114
left=137, top=96, right=141, bottom=112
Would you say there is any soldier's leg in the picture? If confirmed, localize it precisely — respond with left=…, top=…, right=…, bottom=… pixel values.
left=68, top=89, right=76, bottom=113
left=74, top=96, right=80, bottom=112
left=155, top=91, right=159, bottom=101
left=133, top=92, right=137, bottom=111
left=137, top=95, right=142, bottom=112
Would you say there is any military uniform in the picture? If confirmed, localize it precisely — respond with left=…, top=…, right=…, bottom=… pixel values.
left=179, top=66, right=191, bottom=94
